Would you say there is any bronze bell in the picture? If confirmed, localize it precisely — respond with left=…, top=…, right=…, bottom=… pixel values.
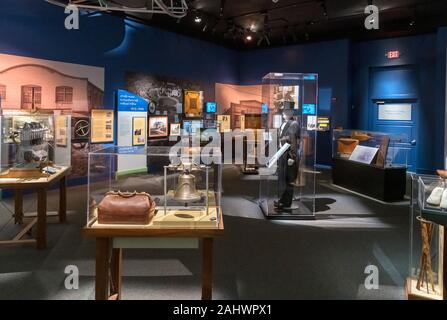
left=174, top=170, right=202, bottom=203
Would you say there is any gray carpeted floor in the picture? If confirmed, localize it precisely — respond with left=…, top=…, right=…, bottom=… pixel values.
left=0, top=167, right=410, bottom=300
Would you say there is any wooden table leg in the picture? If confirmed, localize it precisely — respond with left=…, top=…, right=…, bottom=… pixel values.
left=202, top=237, right=213, bottom=300
left=14, top=189, right=23, bottom=225
left=36, top=188, right=47, bottom=250
left=96, top=237, right=111, bottom=300
left=110, top=248, right=122, bottom=300
left=59, top=176, right=67, bottom=223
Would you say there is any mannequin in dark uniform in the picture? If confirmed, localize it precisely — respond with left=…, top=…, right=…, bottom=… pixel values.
left=274, top=109, right=300, bottom=212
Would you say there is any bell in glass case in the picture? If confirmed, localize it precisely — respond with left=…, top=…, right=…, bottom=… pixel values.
left=174, top=169, right=202, bottom=203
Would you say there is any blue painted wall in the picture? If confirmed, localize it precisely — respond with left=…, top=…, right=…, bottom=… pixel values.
left=351, top=33, right=445, bottom=173
left=0, top=0, right=240, bottom=107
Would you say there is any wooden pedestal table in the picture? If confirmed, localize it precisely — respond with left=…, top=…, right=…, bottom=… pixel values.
left=83, top=214, right=224, bottom=301
left=0, top=166, right=71, bottom=250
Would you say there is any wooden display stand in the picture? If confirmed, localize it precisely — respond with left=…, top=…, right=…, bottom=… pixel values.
left=0, top=166, right=71, bottom=250
left=83, top=214, right=224, bottom=300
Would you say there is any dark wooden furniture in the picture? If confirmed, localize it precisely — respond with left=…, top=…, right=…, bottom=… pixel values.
left=332, top=158, right=406, bottom=202
left=83, top=214, right=224, bottom=300
left=0, top=166, right=70, bottom=249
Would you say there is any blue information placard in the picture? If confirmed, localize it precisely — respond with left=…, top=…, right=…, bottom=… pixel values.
left=116, top=89, right=148, bottom=112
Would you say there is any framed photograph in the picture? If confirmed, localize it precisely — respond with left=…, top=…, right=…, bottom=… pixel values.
left=148, top=115, right=168, bottom=138
left=132, top=117, right=147, bottom=146
left=349, top=145, right=379, bottom=165
left=184, top=90, right=203, bottom=117
left=170, top=123, right=181, bottom=136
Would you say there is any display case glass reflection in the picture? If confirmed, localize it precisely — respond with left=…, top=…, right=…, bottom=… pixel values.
left=86, top=146, right=222, bottom=230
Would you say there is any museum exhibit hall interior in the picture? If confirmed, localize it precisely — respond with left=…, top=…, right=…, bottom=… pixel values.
left=0, top=0, right=447, bottom=302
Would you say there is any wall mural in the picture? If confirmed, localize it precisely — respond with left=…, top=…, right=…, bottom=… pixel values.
left=125, top=71, right=204, bottom=118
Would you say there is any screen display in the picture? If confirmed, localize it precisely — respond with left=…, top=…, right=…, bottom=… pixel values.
left=262, top=103, right=269, bottom=114
left=302, top=103, right=316, bottom=115
left=206, top=102, right=217, bottom=113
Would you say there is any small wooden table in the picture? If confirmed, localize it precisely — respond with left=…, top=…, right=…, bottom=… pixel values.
left=0, top=166, right=71, bottom=250
left=83, top=214, right=224, bottom=300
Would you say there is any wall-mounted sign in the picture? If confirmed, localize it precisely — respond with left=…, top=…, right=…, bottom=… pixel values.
left=116, top=89, right=148, bottom=112
left=72, top=117, right=90, bottom=142
left=386, top=50, right=400, bottom=59
left=307, top=116, right=317, bottom=131
left=378, top=103, right=412, bottom=121
left=91, top=109, right=114, bottom=143
left=317, top=117, right=330, bottom=131
left=55, top=115, right=68, bottom=147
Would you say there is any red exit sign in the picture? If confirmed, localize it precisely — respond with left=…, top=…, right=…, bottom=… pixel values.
left=386, top=50, right=400, bottom=59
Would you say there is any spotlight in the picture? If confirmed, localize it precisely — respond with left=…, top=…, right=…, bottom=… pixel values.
left=246, top=35, right=253, bottom=41
left=195, top=15, right=202, bottom=23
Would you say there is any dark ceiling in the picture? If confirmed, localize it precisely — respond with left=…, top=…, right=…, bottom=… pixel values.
left=53, top=0, right=447, bottom=49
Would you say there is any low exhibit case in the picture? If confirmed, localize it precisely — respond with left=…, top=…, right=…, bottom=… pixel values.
left=332, top=129, right=409, bottom=202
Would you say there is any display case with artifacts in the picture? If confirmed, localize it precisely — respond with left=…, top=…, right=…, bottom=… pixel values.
left=259, top=73, right=318, bottom=219
left=407, top=173, right=447, bottom=300
left=86, top=146, right=222, bottom=230
left=0, top=113, right=71, bottom=181
left=332, top=129, right=409, bottom=201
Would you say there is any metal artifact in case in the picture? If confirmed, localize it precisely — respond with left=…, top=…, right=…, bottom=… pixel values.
left=0, top=112, right=71, bottom=181
left=407, top=174, right=446, bottom=300
left=259, top=73, right=318, bottom=219
left=86, top=146, right=222, bottom=230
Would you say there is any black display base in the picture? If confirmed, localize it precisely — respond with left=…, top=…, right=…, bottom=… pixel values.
left=332, top=158, right=407, bottom=202
left=259, top=199, right=316, bottom=220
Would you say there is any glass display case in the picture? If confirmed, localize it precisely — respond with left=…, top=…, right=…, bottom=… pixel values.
left=332, top=129, right=408, bottom=202
left=407, top=173, right=446, bottom=300
left=332, top=129, right=409, bottom=168
left=259, top=73, right=318, bottom=219
left=86, top=145, right=222, bottom=230
left=0, top=112, right=71, bottom=181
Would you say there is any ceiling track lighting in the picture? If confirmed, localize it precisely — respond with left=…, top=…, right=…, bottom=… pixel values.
left=46, top=0, right=189, bottom=19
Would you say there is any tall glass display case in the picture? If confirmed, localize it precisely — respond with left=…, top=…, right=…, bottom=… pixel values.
left=259, top=73, right=318, bottom=219
left=0, top=112, right=71, bottom=181
left=86, top=146, right=222, bottom=230
left=407, top=173, right=446, bottom=300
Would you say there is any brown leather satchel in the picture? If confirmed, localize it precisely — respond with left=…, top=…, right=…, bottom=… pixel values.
left=97, top=191, right=156, bottom=225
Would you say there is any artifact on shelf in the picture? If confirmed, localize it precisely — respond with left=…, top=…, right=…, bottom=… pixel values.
left=97, top=191, right=156, bottom=225
left=337, top=138, right=359, bottom=157
left=10, top=121, right=49, bottom=168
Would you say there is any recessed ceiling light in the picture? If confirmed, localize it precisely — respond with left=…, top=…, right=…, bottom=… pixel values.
left=195, top=15, right=202, bottom=23
left=246, top=35, right=253, bottom=41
